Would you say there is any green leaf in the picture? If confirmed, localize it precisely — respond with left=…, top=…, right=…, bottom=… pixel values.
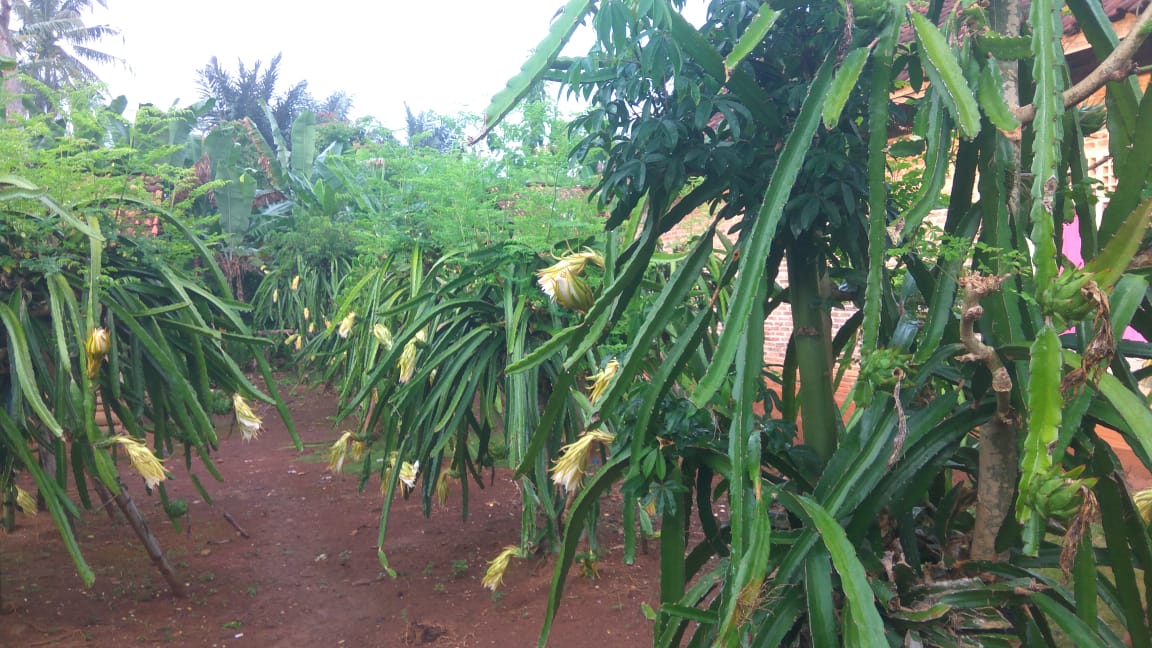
left=1065, top=0, right=1142, bottom=171
left=823, top=47, right=871, bottom=129
left=977, top=63, right=1021, bottom=132
left=473, top=0, right=596, bottom=143
left=1018, top=325, right=1062, bottom=533
left=506, top=323, right=579, bottom=374
left=862, top=4, right=900, bottom=357
left=1095, top=370, right=1152, bottom=462
left=1085, top=197, right=1152, bottom=290
left=806, top=548, right=838, bottom=647
left=538, top=451, right=630, bottom=647
left=723, top=5, right=779, bottom=77
left=789, top=493, right=888, bottom=647
left=973, top=33, right=1034, bottom=60
left=1092, top=456, right=1152, bottom=648
left=664, top=8, right=774, bottom=120
left=661, top=604, right=717, bottom=624
left=290, top=111, right=317, bottom=179
left=908, top=11, right=981, bottom=139
left=260, top=102, right=291, bottom=177
left=217, top=175, right=256, bottom=240
left=0, top=409, right=93, bottom=586
left=0, top=302, right=65, bottom=438
left=593, top=224, right=716, bottom=416
left=1027, top=0, right=1067, bottom=292
left=1109, top=274, right=1148, bottom=333
left=513, top=369, right=577, bottom=479
left=657, top=465, right=687, bottom=639
left=694, top=53, right=839, bottom=407
left=898, top=93, right=953, bottom=241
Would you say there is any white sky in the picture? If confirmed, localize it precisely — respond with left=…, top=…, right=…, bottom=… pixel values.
left=86, top=1, right=602, bottom=134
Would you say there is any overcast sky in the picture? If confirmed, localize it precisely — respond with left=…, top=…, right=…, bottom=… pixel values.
left=86, top=1, right=606, bottom=135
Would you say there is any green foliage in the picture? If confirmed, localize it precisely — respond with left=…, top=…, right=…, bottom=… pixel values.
left=196, top=53, right=313, bottom=148
left=0, top=89, right=295, bottom=585
left=247, top=101, right=604, bottom=374
left=474, top=0, right=1152, bottom=645
left=8, top=0, right=122, bottom=112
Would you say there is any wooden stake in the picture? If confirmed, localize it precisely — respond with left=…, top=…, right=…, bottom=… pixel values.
left=110, top=483, right=187, bottom=598
left=222, top=511, right=250, bottom=538
left=91, top=480, right=123, bottom=525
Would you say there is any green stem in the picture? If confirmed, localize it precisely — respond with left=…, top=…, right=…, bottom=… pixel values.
left=657, top=462, right=686, bottom=639
left=787, top=236, right=841, bottom=462
left=861, top=2, right=898, bottom=357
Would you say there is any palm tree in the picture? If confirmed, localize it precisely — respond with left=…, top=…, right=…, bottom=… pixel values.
left=13, top=0, right=121, bottom=104
left=196, top=53, right=313, bottom=147
left=404, top=103, right=456, bottom=152
left=315, top=90, right=352, bottom=124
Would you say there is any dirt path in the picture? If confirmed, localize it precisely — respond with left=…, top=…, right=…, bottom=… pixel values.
left=0, top=384, right=659, bottom=647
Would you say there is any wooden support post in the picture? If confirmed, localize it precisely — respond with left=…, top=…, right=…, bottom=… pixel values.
left=91, top=479, right=123, bottom=525
left=110, top=484, right=187, bottom=598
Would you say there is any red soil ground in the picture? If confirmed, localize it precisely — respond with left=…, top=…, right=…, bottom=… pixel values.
left=1, top=379, right=1147, bottom=647
left=0, top=384, right=659, bottom=647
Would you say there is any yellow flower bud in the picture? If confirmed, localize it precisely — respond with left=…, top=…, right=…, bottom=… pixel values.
left=536, top=249, right=603, bottom=313
left=111, top=436, right=168, bottom=489
left=84, top=327, right=112, bottom=380
left=399, top=460, right=419, bottom=492
left=554, top=272, right=594, bottom=312
left=350, top=440, right=366, bottom=461
left=398, top=331, right=427, bottom=383
left=482, top=545, right=523, bottom=591
left=15, top=485, right=37, bottom=516
left=588, top=358, right=620, bottom=404
left=85, top=327, right=112, bottom=357
left=328, top=431, right=353, bottom=473
left=436, top=470, right=450, bottom=507
left=232, top=394, right=263, bottom=441
left=338, top=311, right=357, bottom=339
left=550, top=429, right=615, bottom=493
left=372, top=323, right=394, bottom=349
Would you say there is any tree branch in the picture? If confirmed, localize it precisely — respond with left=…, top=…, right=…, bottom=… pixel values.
left=958, top=273, right=1019, bottom=562
left=957, top=274, right=1014, bottom=417
left=1015, top=0, right=1152, bottom=124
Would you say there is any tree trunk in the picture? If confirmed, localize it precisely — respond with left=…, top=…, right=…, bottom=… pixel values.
left=971, top=415, right=1018, bottom=559
left=0, top=0, right=25, bottom=120
left=969, top=0, right=1023, bottom=563
left=787, top=235, right=842, bottom=462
